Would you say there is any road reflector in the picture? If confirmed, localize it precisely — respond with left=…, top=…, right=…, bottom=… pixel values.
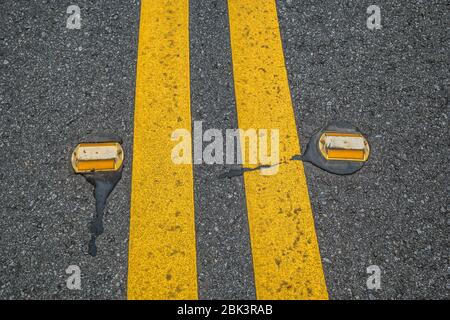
left=71, top=142, right=124, bottom=173
left=297, top=121, right=370, bottom=175
left=319, top=132, right=369, bottom=162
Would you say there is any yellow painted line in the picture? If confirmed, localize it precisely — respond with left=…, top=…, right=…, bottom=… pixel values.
left=127, top=0, right=198, bottom=299
left=228, top=0, right=328, bottom=299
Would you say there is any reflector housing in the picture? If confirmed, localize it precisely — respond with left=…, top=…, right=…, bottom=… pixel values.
left=318, top=132, right=370, bottom=162
left=71, top=142, right=124, bottom=173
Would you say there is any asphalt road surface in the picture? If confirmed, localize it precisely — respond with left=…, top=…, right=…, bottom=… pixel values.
left=0, top=0, right=448, bottom=299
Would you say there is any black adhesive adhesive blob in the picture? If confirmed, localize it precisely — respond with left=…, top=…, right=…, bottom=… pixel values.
left=74, top=134, right=123, bottom=257
left=294, top=121, right=369, bottom=175
left=218, top=164, right=274, bottom=179
left=84, top=171, right=122, bottom=256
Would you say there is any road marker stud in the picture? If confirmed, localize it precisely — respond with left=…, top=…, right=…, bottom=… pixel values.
left=319, top=132, right=369, bottom=162
left=71, top=135, right=124, bottom=257
left=71, top=142, right=124, bottom=173
left=297, top=121, right=370, bottom=175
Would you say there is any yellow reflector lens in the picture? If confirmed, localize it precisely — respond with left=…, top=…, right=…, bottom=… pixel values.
left=319, top=132, right=369, bottom=162
left=71, top=142, right=124, bottom=173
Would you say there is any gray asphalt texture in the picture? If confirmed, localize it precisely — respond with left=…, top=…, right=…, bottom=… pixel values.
left=0, top=0, right=448, bottom=299
left=277, top=0, right=449, bottom=299
left=190, top=1, right=256, bottom=299
left=0, top=0, right=139, bottom=299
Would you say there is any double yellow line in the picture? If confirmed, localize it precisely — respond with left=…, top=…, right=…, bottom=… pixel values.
left=128, top=0, right=328, bottom=300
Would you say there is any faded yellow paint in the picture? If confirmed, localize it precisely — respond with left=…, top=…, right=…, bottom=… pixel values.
left=127, top=0, right=198, bottom=299
left=228, top=0, right=328, bottom=299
